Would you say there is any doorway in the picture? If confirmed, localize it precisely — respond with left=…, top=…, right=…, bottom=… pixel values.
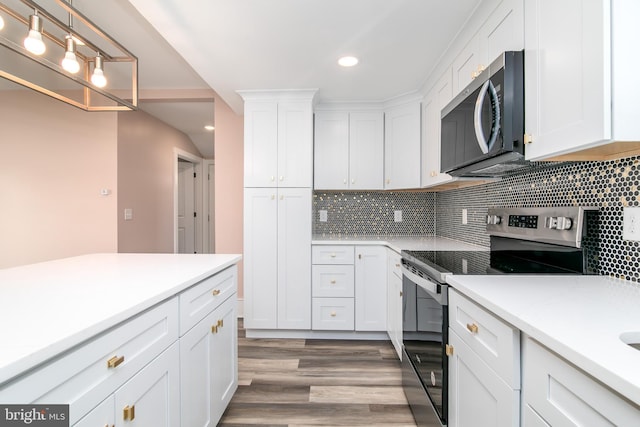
left=177, top=159, right=196, bottom=253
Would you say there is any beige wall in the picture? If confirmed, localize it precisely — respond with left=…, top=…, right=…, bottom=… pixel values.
left=0, top=90, right=118, bottom=269
left=213, top=93, right=244, bottom=297
left=117, top=109, right=203, bottom=253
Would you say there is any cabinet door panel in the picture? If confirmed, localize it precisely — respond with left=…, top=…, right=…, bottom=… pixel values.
left=422, top=70, right=454, bottom=187
left=448, top=330, right=519, bottom=427
left=524, top=0, right=611, bottom=160
left=349, top=112, right=384, bottom=189
left=115, top=342, right=180, bottom=427
left=523, top=337, right=640, bottom=426
left=314, top=111, right=349, bottom=189
left=211, top=296, right=238, bottom=422
left=278, top=101, right=313, bottom=187
left=244, top=102, right=278, bottom=187
left=384, top=102, right=421, bottom=190
left=354, top=246, right=387, bottom=331
left=243, top=188, right=278, bottom=329
left=277, top=188, right=311, bottom=329
left=481, top=0, right=524, bottom=64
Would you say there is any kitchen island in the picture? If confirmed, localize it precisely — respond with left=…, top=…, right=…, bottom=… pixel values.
left=0, top=253, right=241, bottom=426
left=447, top=274, right=640, bottom=425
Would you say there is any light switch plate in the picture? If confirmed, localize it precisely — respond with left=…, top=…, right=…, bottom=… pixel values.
left=124, top=208, right=133, bottom=221
left=319, top=210, right=328, bottom=222
left=394, top=210, right=402, bottom=222
left=462, top=209, right=468, bottom=224
left=623, top=207, right=640, bottom=241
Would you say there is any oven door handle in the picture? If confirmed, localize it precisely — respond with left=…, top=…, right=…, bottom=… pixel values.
left=401, top=264, right=439, bottom=297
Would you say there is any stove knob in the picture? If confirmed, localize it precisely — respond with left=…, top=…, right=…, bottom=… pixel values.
left=546, top=216, right=573, bottom=230
left=486, top=214, right=502, bottom=225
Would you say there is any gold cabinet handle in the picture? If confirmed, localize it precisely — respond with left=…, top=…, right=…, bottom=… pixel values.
left=524, top=133, right=533, bottom=144
left=123, top=405, right=135, bottom=421
left=217, top=319, right=224, bottom=328
left=270, top=176, right=275, bottom=182
left=212, top=289, right=221, bottom=296
left=279, top=176, right=284, bottom=181
left=107, top=355, right=125, bottom=369
left=399, top=291, right=403, bottom=297
left=467, top=323, right=479, bottom=334
left=330, top=279, right=336, bottom=284
left=211, top=325, right=218, bottom=333
left=330, top=253, right=336, bottom=258
left=445, top=344, right=454, bottom=356
left=330, top=311, right=337, bottom=317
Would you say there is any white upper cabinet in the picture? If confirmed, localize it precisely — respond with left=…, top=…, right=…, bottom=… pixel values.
left=524, top=0, right=640, bottom=161
left=314, top=110, right=384, bottom=190
left=384, top=101, right=422, bottom=190
left=240, top=90, right=316, bottom=187
left=422, top=70, right=454, bottom=187
left=452, top=0, right=524, bottom=96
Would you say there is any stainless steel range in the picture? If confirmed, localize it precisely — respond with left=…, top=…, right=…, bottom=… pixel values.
left=400, top=206, right=598, bottom=426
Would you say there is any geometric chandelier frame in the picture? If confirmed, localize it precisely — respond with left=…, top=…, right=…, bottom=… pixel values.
left=0, top=0, right=137, bottom=111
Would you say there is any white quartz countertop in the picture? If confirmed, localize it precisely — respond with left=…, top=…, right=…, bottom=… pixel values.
left=0, top=253, right=242, bottom=385
left=446, top=274, right=640, bottom=406
left=312, top=235, right=488, bottom=253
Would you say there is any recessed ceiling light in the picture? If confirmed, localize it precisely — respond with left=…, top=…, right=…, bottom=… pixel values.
left=338, top=56, right=359, bottom=67
left=204, top=125, right=215, bottom=131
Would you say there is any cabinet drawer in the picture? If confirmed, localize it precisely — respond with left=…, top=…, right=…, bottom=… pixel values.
left=312, top=265, right=354, bottom=297
left=312, top=245, right=354, bottom=264
left=0, top=298, right=179, bottom=425
left=180, top=265, right=237, bottom=335
left=523, top=337, right=640, bottom=426
left=449, top=289, right=520, bottom=388
left=312, top=298, right=354, bottom=330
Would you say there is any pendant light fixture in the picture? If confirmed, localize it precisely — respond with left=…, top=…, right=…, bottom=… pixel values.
left=0, top=0, right=137, bottom=111
left=91, top=54, right=107, bottom=88
left=23, top=10, right=45, bottom=55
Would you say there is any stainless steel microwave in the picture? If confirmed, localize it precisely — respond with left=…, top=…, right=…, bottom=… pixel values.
left=440, top=50, right=525, bottom=177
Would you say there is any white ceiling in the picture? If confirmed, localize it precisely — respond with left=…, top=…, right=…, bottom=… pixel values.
left=3, top=0, right=483, bottom=158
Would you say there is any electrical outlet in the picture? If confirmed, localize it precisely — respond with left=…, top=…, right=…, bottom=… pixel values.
left=462, top=209, right=468, bottom=225
left=394, top=210, right=403, bottom=222
left=319, top=210, right=328, bottom=222
left=623, top=207, right=640, bottom=241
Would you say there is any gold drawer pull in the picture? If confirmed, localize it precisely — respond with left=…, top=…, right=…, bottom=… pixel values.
left=212, top=289, right=221, bottom=296
left=107, top=355, right=125, bottom=369
left=217, top=319, right=224, bottom=328
left=211, top=325, right=218, bottom=333
left=446, top=344, right=454, bottom=356
left=466, top=323, right=479, bottom=334
left=330, top=311, right=337, bottom=317
left=330, top=279, right=336, bottom=284
left=123, top=405, right=135, bottom=421
left=330, top=253, right=336, bottom=258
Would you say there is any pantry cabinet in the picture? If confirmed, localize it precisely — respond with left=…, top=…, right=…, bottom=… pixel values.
left=240, top=90, right=316, bottom=187
left=524, top=0, right=640, bottom=161
left=244, top=187, right=311, bottom=330
left=384, top=101, right=422, bottom=190
left=314, top=110, right=384, bottom=190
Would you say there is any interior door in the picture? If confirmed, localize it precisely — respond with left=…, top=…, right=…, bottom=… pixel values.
left=178, top=160, right=196, bottom=253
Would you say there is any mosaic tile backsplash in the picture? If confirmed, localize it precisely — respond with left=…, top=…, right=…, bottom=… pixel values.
left=313, top=155, right=640, bottom=282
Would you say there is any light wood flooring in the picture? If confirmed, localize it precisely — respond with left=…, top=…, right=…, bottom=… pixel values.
left=218, top=320, right=417, bottom=426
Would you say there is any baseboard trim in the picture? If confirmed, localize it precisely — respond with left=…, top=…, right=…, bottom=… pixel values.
left=245, top=328, right=389, bottom=340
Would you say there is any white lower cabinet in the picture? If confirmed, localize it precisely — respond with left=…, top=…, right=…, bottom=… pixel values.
left=386, top=249, right=403, bottom=359
left=448, top=330, right=520, bottom=427
left=355, top=246, right=388, bottom=331
left=448, top=289, right=520, bottom=427
left=1, top=265, right=240, bottom=427
left=180, top=295, right=238, bottom=427
left=522, top=336, right=640, bottom=426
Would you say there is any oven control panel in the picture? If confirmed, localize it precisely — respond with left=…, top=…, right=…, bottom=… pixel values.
left=485, top=207, right=598, bottom=248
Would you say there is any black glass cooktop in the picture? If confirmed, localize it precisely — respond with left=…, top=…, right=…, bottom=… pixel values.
left=402, top=236, right=590, bottom=278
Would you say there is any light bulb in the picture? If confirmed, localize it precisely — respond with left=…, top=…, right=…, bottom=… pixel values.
left=0, top=15, right=5, bottom=31
left=61, top=37, right=80, bottom=74
left=91, top=55, right=107, bottom=88
left=24, top=14, right=46, bottom=55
